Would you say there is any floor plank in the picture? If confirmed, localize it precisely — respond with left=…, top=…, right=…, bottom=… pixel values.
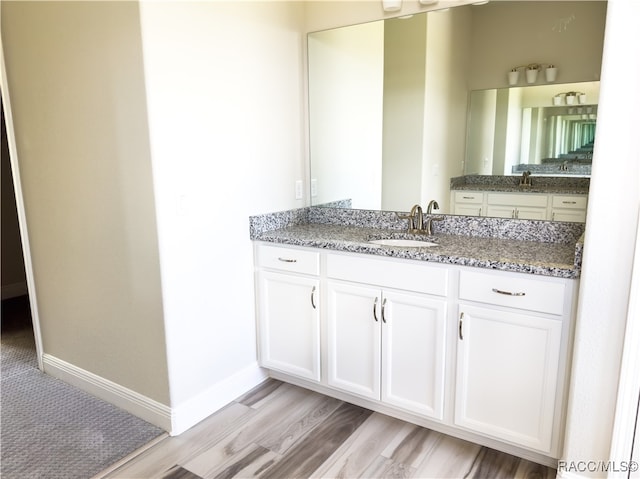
left=105, top=379, right=558, bottom=479
left=256, top=402, right=373, bottom=478
left=311, top=412, right=407, bottom=478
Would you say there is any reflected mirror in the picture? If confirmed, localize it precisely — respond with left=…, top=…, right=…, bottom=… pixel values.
left=465, top=82, right=598, bottom=177
left=308, top=1, right=606, bottom=217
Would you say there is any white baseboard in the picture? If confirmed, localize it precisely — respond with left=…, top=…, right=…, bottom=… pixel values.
left=42, top=354, right=267, bottom=436
left=169, top=362, right=268, bottom=436
left=1, top=281, right=27, bottom=300
left=43, top=354, right=173, bottom=431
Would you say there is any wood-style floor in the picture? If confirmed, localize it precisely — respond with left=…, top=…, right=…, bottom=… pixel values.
left=103, top=379, right=556, bottom=479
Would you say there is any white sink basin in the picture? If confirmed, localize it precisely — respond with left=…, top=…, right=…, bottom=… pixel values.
left=369, top=239, right=438, bottom=248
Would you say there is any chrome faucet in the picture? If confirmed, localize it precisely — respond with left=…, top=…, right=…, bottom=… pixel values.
left=426, top=200, right=440, bottom=214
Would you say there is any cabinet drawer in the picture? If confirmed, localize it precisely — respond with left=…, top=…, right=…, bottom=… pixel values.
left=552, top=195, right=588, bottom=209
left=454, top=191, right=484, bottom=204
left=327, top=254, right=448, bottom=296
left=459, top=270, right=565, bottom=315
left=257, top=244, right=320, bottom=275
left=487, top=193, right=548, bottom=208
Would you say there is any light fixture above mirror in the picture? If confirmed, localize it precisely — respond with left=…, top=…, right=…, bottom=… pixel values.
left=508, top=63, right=558, bottom=85
left=382, top=0, right=402, bottom=12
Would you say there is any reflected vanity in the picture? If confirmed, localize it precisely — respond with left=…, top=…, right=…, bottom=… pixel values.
left=308, top=1, right=605, bottom=220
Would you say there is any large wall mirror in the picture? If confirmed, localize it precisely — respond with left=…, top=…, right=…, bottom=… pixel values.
left=308, top=1, right=606, bottom=215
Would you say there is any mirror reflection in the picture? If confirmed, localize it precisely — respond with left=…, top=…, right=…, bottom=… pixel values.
left=308, top=1, right=606, bottom=218
left=465, top=82, right=598, bottom=177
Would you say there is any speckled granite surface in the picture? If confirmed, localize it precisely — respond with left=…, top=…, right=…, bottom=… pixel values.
left=450, top=175, right=590, bottom=195
left=250, top=207, right=584, bottom=279
left=511, top=164, right=592, bottom=176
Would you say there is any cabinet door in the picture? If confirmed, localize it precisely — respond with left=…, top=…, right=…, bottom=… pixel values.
left=455, top=305, right=562, bottom=453
left=487, top=205, right=516, bottom=219
left=552, top=209, right=586, bottom=222
left=257, top=271, right=320, bottom=381
left=381, top=291, right=447, bottom=420
left=327, top=281, right=381, bottom=400
left=515, top=207, right=547, bottom=220
left=455, top=204, right=484, bottom=216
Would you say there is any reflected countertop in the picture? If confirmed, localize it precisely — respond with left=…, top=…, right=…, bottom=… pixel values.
left=450, top=175, right=590, bottom=195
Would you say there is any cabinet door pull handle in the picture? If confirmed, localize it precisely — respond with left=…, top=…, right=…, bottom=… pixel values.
left=459, top=313, right=464, bottom=340
left=277, top=257, right=297, bottom=263
left=492, top=288, right=526, bottom=297
left=381, top=298, right=387, bottom=323
left=478, top=208, right=482, bottom=216
left=373, top=297, right=379, bottom=322
left=310, top=286, right=316, bottom=309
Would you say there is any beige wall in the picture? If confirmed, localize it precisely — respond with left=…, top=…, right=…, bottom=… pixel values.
left=469, top=1, right=606, bottom=90
left=421, top=6, right=471, bottom=213
left=309, top=20, right=384, bottom=208
left=138, top=0, right=306, bottom=413
left=1, top=1, right=170, bottom=403
left=382, top=15, right=427, bottom=210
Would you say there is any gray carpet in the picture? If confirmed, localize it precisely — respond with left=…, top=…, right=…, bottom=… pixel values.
left=1, top=324, right=166, bottom=478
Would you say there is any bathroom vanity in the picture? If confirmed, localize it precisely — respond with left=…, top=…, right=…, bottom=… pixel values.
left=250, top=208, right=583, bottom=467
left=450, top=175, right=589, bottom=222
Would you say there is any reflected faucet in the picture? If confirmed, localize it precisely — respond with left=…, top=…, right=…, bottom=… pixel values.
left=426, top=200, right=440, bottom=214
left=519, top=170, right=532, bottom=187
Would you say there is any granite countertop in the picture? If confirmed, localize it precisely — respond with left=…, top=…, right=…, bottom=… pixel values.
left=450, top=175, right=590, bottom=195
left=254, top=223, right=582, bottom=279
left=451, top=183, right=590, bottom=195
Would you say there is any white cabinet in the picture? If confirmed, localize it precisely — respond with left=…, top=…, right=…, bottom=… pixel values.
left=451, top=190, right=588, bottom=222
left=326, top=254, right=448, bottom=420
left=452, top=191, right=484, bottom=216
left=456, top=269, right=568, bottom=454
left=455, top=304, right=562, bottom=453
left=551, top=195, right=588, bottom=222
left=487, top=193, right=548, bottom=220
left=326, top=281, right=381, bottom=400
left=254, top=242, right=577, bottom=463
left=256, top=245, right=321, bottom=382
left=381, top=290, right=447, bottom=418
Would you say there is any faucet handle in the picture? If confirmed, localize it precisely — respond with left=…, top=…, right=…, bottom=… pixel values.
left=424, top=215, right=445, bottom=235
left=396, top=211, right=415, bottom=230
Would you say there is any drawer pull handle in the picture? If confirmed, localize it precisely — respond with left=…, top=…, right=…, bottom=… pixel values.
left=562, top=201, right=577, bottom=205
left=373, top=297, right=379, bottom=322
left=310, top=286, right=316, bottom=309
left=462, top=196, right=474, bottom=200
left=277, top=257, right=297, bottom=263
left=381, top=298, right=387, bottom=323
left=492, top=288, right=526, bottom=297
left=459, top=313, right=464, bottom=340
